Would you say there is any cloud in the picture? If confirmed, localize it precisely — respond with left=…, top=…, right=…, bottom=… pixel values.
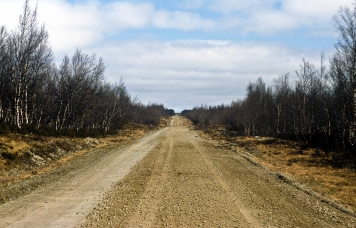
left=1, top=0, right=352, bottom=54
left=193, top=0, right=354, bottom=35
left=152, top=10, right=215, bottom=31
left=0, top=1, right=24, bottom=30
left=0, top=0, right=103, bottom=52
left=0, top=0, right=346, bottom=111
left=102, top=2, right=153, bottom=30
left=88, top=40, right=324, bottom=111
left=0, top=0, right=218, bottom=53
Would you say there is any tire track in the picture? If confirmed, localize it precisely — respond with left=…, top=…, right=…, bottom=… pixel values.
left=125, top=135, right=174, bottom=227
left=76, top=116, right=356, bottom=227
left=191, top=135, right=262, bottom=228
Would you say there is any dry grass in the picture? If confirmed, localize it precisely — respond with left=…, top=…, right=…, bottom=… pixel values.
left=251, top=137, right=356, bottom=211
left=199, top=127, right=356, bottom=212
left=0, top=122, right=156, bottom=187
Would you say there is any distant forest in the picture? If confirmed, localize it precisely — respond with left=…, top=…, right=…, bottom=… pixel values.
left=0, top=1, right=169, bottom=136
left=184, top=4, right=356, bottom=165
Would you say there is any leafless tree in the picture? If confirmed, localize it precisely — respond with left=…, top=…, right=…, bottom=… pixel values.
left=0, top=26, right=9, bottom=122
left=334, top=4, right=356, bottom=144
left=8, top=0, right=53, bottom=128
left=54, top=50, right=104, bottom=130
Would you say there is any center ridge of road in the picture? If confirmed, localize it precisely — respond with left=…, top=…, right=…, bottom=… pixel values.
left=0, top=116, right=355, bottom=227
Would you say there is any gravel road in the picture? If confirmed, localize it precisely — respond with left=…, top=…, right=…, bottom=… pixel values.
left=0, top=128, right=167, bottom=227
left=1, top=116, right=356, bottom=227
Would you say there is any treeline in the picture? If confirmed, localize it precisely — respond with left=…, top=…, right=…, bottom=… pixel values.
left=185, top=5, right=356, bottom=164
left=0, top=1, right=168, bottom=136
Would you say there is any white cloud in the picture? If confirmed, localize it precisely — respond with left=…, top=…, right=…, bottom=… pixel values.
left=0, top=0, right=218, bottom=54
left=0, top=1, right=24, bottom=30
left=0, top=0, right=103, bottom=52
left=283, top=0, right=352, bottom=17
left=152, top=10, right=215, bottom=31
left=102, top=2, right=153, bottom=30
left=1, top=0, right=352, bottom=54
left=87, top=40, right=324, bottom=111
left=207, top=0, right=354, bottom=35
left=0, top=0, right=347, bottom=111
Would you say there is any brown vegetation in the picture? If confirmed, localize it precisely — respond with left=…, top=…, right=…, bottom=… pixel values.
left=0, top=121, right=160, bottom=188
left=199, top=125, right=356, bottom=212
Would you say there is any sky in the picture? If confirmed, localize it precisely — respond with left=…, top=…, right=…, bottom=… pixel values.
left=0, top=0, right=354, bottom=112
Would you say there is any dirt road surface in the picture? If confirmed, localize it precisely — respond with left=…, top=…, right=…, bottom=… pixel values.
left=1, top=116, right=356, bottom=227
left=0, top=129, right=167, bottom=228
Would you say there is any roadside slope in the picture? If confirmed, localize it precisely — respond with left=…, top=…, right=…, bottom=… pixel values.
left=0, top=128, right=166, bottom=228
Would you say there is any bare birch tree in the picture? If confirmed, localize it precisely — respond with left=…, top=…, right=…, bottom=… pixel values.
left=9, top=0, right=52, bottom=128
left=333, top=4, right=356, bottom=145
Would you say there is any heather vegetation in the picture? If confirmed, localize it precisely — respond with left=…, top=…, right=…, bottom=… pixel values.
left=0, top=1, right=168, bottom=136
left=185, top=5, right=356, bottom=167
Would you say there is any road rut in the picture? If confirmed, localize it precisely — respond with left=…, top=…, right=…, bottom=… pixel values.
left=1, top=116, right=356, bottom=227
left=82, top=116, right=356, bottom=227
